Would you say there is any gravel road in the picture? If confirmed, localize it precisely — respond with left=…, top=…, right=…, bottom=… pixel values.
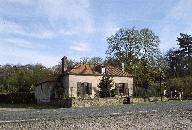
left=0, top=101, right=192, bottom=129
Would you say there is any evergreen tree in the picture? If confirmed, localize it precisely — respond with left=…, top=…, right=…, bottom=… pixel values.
left=98, top=74, right=114, bottom=98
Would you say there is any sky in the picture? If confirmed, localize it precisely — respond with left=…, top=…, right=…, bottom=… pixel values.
left=0, top=0, right=192, bottom=67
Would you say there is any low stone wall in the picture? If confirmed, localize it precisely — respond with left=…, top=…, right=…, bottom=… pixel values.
left=46, top=99, right=72, bottom=108
left=44, top=98, right=125, bottom=108
left=72, top=98, right=125, bottom=107
left=133, top=97, right=168, bottom=103
left=43, top=97, right=168, bottom=108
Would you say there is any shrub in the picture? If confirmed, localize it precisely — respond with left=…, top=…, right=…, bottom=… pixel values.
left=98, top=74, right=114, bottom=98
left=166, top=76, right=192, bottom=99
left=0, top=92, right=36, bottom=104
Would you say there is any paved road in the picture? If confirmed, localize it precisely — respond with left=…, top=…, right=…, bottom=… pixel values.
left=0, top=101, right=192, bottom=122
left=0, top=101, right=192, bottom=129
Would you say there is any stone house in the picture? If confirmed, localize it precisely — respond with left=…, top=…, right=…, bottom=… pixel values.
left=35, top=56, right=133, bottom=103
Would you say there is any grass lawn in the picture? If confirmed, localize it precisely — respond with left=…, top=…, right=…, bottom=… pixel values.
left=0, top=103, right=58, bottom=109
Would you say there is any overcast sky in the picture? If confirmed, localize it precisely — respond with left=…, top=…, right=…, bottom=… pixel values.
left=0, top=0, right=191, bottom=67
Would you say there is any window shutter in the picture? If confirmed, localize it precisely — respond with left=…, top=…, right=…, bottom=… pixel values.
left=84, top=82, right=88, bottom=94
left=77, top=82, right=81, bottom=97
left=81, top=83, right=85, bottom=96
left=124, top=83, right=129, bottom=96
left=88, top=83, right=92, bottom=95
left=84, top=82, right=88, bottom=87
left=115, top=83, right=119, bottom=95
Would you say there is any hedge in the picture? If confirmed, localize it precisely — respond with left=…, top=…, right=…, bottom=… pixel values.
left=0, top=92, right=36, bottom=104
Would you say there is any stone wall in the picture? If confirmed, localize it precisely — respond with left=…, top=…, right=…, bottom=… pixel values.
left=68, top=75, right=102, bottom=98
left=72, top=97, right=168, bottom=108
left=68, top=75, right=133, bottom=99
left=62, top=75, right=69, bottom=98
left=133, top=97, right=168, bottom=103
left=112, top=76, right=133, bottom=96
left=35, top=82, right=55, bottom=103
left=35, top=74, right=133, bottom=102
left=45, top=97, right=168, bottom=108
left=47, top=98, right=126, bottom=108
left=72, top=98, right=125, bottom=107
left=48, top=99, right=72, bottom=108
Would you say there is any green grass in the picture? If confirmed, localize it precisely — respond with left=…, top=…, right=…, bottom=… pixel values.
left=0, top=103, right=59, bottom=109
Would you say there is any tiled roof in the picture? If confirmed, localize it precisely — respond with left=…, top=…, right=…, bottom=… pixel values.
left=68, top=64, right=100, bottom=75
left=105, top=66, right=132, bottom=77
left=36, top=75, right=61, bottom=85
left=68, top=64, right=132, bottom=77
left=36, top=64, right=132, bottom=85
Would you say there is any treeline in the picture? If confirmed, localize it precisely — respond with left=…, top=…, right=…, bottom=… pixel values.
left=165, top=33, right=192, bottom=98
left=105, top=28, right=192, bottom=98
left=0, top=64, right=53, bottom=93
left=0, top=57, right=104, bottom=93
left=0, top=27, right=192, bottom=99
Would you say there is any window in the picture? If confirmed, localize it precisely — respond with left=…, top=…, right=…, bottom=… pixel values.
left=115, top=83, right=129, bottom=96
left=119, top=83, right=125, bottom=94
left=77, top=82, right=92, bottom=98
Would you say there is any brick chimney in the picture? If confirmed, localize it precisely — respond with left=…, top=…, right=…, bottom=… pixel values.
left=122, top=63, right=125, bottom=72
left=61, top=56, right=68, bottom=74
left=101, top=65, right=106, bottom=74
